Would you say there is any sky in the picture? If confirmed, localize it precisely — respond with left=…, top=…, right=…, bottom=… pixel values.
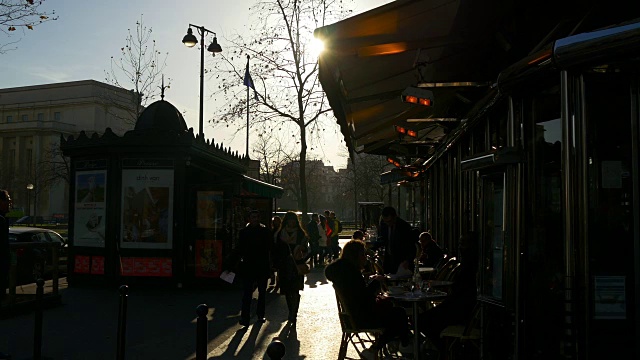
left=1, top=0, right=393, bottom=170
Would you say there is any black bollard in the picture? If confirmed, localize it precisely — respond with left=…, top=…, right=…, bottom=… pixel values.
left=33, top=278, right=44, bottom=360
left=116, top=285, right=129, bottom=360
left=195, top=304, right=209, bottom=360
left=266, top=339, right=286, bottom=360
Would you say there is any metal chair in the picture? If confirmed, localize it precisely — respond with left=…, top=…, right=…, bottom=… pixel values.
left=439, top=302, right=481, bottom=360
left=334, top=288, right=384, bottom=360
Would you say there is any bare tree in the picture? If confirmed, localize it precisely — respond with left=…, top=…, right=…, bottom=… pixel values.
left=1, top=0, right=56, bottom=54
left=211, top=0, right=353, bottom=221
left=39, top=141, right=70, bottom=187
left=104, top=14, right=169, bottom=124
left=251, top=126, right=294, bottom=185
left=336, top=153, right=391, bottom=221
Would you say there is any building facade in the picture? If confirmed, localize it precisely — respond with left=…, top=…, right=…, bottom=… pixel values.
left=0, top=80, right=138, bottom=220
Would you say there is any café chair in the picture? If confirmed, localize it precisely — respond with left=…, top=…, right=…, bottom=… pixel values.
left=334, top=289, right=384, bottom=360
left=439, top=302, right=481, bottom=360
left=435, top=257, right=458, bottom=281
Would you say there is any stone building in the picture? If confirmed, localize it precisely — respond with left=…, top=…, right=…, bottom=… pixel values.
left=0, top=80, right=138, bottom=220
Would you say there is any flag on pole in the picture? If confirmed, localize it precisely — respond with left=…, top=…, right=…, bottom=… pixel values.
left=243, top=59, right=259, bottom=101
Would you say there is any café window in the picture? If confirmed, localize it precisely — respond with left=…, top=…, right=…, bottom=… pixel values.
left=488, top=102, right=508, bottom=150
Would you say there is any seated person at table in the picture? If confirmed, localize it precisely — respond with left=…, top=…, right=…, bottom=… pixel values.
left=325, top=239, right=410, bottom=357
left=418, top=231, right=478, bottom=350
left=418, top=232, right=444, bottom=267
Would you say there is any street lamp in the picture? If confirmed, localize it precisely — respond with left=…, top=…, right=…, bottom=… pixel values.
left=26, top=183, right=34, bottom=226
left=182, top=24, right=222, bottom=138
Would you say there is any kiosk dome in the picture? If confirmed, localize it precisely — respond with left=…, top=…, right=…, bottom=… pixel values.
left=135, top=100, right=188, bottom=132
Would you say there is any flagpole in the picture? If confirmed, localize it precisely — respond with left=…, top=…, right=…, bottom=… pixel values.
left=246, top=55, right=250, bottom=158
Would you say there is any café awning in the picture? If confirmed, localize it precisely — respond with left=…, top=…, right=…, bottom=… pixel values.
left=316, top=0, right=619, bottom=160
left=242, top=175, right=284, bottom=199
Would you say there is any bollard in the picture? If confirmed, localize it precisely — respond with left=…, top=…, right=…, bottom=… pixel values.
left=266, top=339, right=286, bottom=360
left=116, top=285, right=129, bottom=360
left=33, top=278, right=45, bottom=360
left=195, top=304, right=209, bottom=360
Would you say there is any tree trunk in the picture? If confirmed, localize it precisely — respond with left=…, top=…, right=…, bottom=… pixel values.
left=298, top=122, right=309, bottom=223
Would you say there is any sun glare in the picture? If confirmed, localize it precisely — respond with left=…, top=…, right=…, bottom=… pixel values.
left=310, top=37, right=325, bottom=57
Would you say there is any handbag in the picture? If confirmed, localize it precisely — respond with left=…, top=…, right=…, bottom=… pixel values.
left=288, top=243, right=310, bottom=275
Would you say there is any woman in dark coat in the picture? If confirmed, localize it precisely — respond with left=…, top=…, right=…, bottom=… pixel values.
left=273, top=211, right=309, bottom=324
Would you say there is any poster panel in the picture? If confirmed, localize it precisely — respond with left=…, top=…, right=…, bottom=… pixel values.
left=195, top=240, right=223, bottom=277
left=594, top=275, right=626, bottom=319
left=121, top=168, right=174, bottom=249
left=120, top=257, right=172, bottom=277
left=197, top=191, right=224, bottom=229
left=74, top=170, right=107, bottom=247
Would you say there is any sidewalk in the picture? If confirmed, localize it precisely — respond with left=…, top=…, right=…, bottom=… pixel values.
left=0, top=265, right=371, bottom=360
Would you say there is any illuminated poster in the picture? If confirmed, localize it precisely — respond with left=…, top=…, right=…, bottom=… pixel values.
left=197, top=191, right=223, bottom=228
left=195, top=240, right=223, bottom=277
left=74, top=167, right=107, bottom=248
left=121, top=160, right=174, bottom=249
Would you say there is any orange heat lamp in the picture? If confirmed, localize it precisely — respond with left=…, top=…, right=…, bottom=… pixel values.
left=394, top=125, right=407, bottom=134
left=401, top=86, right=434, bottom=107
left=407, top=129, right=418, bottom=138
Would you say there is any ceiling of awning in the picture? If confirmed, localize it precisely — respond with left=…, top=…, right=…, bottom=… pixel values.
left=315, top=0, right=621, bottom=159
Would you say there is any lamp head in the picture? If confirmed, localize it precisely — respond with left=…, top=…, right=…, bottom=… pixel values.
left=182, top=27, right=198, bottom=48
left=207, top=36, right=222, bottom=54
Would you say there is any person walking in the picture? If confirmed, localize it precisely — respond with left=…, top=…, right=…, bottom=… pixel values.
left=273, top=211, right=309, bottom=325
left=378, top=206, right=417, bottom=274
left=317, top=215, right=329, bottom=265
left=323, top=210, right=335, bottom=260
left=306, top=214, right=321, bottom=268
left=268, top=215, right=282, bottom=291
left=237, top=210, right=272, bottom=326
left=330, top=211, right=342, bottom=260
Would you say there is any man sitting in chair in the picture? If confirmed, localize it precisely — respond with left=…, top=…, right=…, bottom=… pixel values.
left=325, top=239, right=410, bottom=359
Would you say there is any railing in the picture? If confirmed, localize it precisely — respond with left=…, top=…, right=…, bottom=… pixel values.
left=3, top=242, right=62, bottom=310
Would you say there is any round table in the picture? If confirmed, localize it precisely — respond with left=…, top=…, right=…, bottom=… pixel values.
left=383, top=290, right=448, bottom=359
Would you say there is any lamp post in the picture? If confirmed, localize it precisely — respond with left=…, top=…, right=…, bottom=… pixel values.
left=182, top=24, right=222, bottom=138
left=26, top=183, right=34, bottom=226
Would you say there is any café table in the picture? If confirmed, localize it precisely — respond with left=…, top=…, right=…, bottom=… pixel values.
left=383, top=289, right=448, bottom=359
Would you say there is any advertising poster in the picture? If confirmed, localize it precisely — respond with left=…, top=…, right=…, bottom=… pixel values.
left=121, top=167, right=174, bottom=249
left=195, top=240, right=223, bottom=277
left=120, top=257, right=172, bottom=277
left=74, top=170, right=107, bottom=247
left=197, top=191, right=224, bottom=229
left=74, top=255, right=91, bottom=274
left=594, top=276, right=626, bottom=319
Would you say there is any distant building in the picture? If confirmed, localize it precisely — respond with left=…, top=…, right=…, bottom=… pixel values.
left=278, top=159, right=341, bottom=214
left=0, top=80, right=139, bottom=220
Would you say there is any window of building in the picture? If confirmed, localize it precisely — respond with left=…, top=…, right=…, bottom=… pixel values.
left=22, top=114, right=28, bottom=121
left=26, top=149, right=33, bottom=173
left=6, top=115, right=13, bottom=123
left=54, top=112, right=61, bottom=121
left=37, top=113, right=44, bottom=121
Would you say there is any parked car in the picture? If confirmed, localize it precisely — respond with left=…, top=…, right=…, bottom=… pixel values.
left=8, top=227, right=68, bottom=285
left=13, top=215, right=45, bottom=225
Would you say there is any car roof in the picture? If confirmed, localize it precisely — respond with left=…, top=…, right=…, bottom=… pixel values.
left=9, top=226, right=56, bottom=234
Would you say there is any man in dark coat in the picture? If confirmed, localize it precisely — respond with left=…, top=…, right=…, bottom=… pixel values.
left=237, top=210, right=272, bottom=326
left=378, top=206, right=417, bottom=274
